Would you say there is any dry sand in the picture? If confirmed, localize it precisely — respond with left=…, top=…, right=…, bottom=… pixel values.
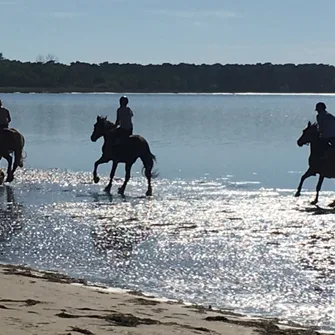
left=0, top=264, right=325, bottom=335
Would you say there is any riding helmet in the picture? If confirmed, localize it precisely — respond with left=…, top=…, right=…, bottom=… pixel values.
left=120, top=96, right=129, bottom=106
left=315, top=102, right=326, bottom=111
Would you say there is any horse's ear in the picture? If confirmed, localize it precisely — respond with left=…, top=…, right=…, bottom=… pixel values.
left=97, top=116, right=100, bottom=122
left=103, top=116, right=107, bottom=120
left=308, top=121, right=311, bottom=127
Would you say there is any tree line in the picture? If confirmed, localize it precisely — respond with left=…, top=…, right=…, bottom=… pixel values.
left=0, top=54, right=335, bottom=93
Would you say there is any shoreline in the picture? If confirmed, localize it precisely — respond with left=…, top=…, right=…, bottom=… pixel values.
left=0, top=263, right=328, bottom=335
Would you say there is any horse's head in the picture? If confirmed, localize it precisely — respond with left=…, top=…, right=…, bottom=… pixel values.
left=91, top=116, right=116, bottom=142
left=297, top=121, right=318, bottom=147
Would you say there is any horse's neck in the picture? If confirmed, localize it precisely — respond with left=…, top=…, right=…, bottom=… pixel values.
left=103, top=128, right=115, bottom=141
left=103, top=133, right=111, bottom=142
left=310, top=140, right=323, bottom=156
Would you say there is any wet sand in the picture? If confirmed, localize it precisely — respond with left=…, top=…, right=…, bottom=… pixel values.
left=0, top=264, right=324, bottom=335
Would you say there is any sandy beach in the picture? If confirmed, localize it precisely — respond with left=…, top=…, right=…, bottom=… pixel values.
left=0, top=264, right=325, bottom=335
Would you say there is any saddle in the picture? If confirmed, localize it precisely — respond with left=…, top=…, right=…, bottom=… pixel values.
left=111, top=133, right=131, bottom=147
left=112, top=139, right=131, bottom=149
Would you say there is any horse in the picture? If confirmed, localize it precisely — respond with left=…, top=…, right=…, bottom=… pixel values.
left=0, top=128, right=25, bottom=183
left=90, top=116, right=157, bottom=196
left=295, top=121, right=335, bottom=206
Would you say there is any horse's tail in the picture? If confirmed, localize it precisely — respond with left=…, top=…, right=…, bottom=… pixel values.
left=19, top=150, right=27, bottom=168
left=140, top=141, right=159, bottom=179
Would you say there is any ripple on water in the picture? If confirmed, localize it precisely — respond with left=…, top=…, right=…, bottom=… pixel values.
left=0, top=168, right=335, bottom=331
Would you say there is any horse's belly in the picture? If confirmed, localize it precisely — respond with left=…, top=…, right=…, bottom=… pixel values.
left=317, top=165, right=335, bottom=178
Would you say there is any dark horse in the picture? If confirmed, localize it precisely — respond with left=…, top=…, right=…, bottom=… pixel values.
left=90, top=116, right=157, bottom=196
left=295, top=121, right=335, bottom=206
left=0, top=128, right=25, bottom=183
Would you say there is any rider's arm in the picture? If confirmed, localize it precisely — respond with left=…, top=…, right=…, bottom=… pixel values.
left=316, top=114, right=324, bottom=135
left=115, top=108, right=120, bottom=126
left=6, top=109, right=11, bottom=123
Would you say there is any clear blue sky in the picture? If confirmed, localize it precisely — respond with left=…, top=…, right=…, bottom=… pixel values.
left=1, top=0, right=335, bottom=65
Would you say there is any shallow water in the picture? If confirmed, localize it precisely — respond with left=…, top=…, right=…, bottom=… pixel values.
left=1, top=93, right=335, bottom=331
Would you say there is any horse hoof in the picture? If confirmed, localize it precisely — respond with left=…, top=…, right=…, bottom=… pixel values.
left=328, top=201, right=335, bottom=208
left=5, top=176, right=13, bottom=183
left=118, top=187, right=124, bottom=195
left=310, top=200, right=318, bottom=206
left=146, top=190, right=152, bottom=197
left=294, top=192, right=300, bottom=197
left=93, top=176, right=100, bottom=184
left=104, top=186, right=111, bottom=194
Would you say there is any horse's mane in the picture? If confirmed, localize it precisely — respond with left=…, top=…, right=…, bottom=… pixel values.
left=305, top=121, right=318, bottom=130
left=305, top=121, right=320, bottom=139
left=97, top=115, right=115, bottom=130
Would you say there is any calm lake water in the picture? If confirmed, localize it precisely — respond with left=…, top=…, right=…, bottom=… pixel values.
left=1, top=93, right=335, bottom=331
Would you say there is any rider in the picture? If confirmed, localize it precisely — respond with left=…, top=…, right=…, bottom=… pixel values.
left=315, top=102, right=335, bottom=158
left=0, top=99, right=11, bottom=130
left=114, top=96, right=133, bottom=144
left=316, top=102, right=335, bottom=144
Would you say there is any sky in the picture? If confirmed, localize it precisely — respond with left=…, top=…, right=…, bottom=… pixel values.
left=1, top=0, right=335, bottom=65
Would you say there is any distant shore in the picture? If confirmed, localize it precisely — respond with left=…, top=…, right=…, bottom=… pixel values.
left=1, top=88, right=335, bottom=95
left=0, top=263, right=325, bottom=335
left=1, top=59, right=335, bottom=94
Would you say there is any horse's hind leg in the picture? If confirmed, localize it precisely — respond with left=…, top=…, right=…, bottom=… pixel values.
left=104, top=161, right=118, bottom=194
left=141, top=158, right=153, bottom=196
left=295, top=168, right=314, bottom=197
left=3, top=154, right=13, bottom=182
left=144, top=167, right=152, bottom=196
left=311, top=175, right=324, bottom=205
left=118, top=163, right=132, bottom=196
left=12, top=149, right=22, bottom=177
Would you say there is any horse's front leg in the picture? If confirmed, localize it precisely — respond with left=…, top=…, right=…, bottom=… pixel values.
left=104, top=161, right=118, bottom=194
left=93, top=156, right=109, bottom=184
left=3, top=154, right=13, bottom=182
left=118, top=163, right=132, bottom=196
left=311, top=175, right=324, bottom=205
left=295, top=168, right=314, bottom=197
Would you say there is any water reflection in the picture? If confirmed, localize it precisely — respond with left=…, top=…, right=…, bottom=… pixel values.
left=0, top=186, right=23, bottom=242
left=2, top=168, right=335, bottom=330
left=300, top=228, right=335, bottom=279
left=90, top=191, right=113, bottom=203
left=92, top=221, right=150, bottom=259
